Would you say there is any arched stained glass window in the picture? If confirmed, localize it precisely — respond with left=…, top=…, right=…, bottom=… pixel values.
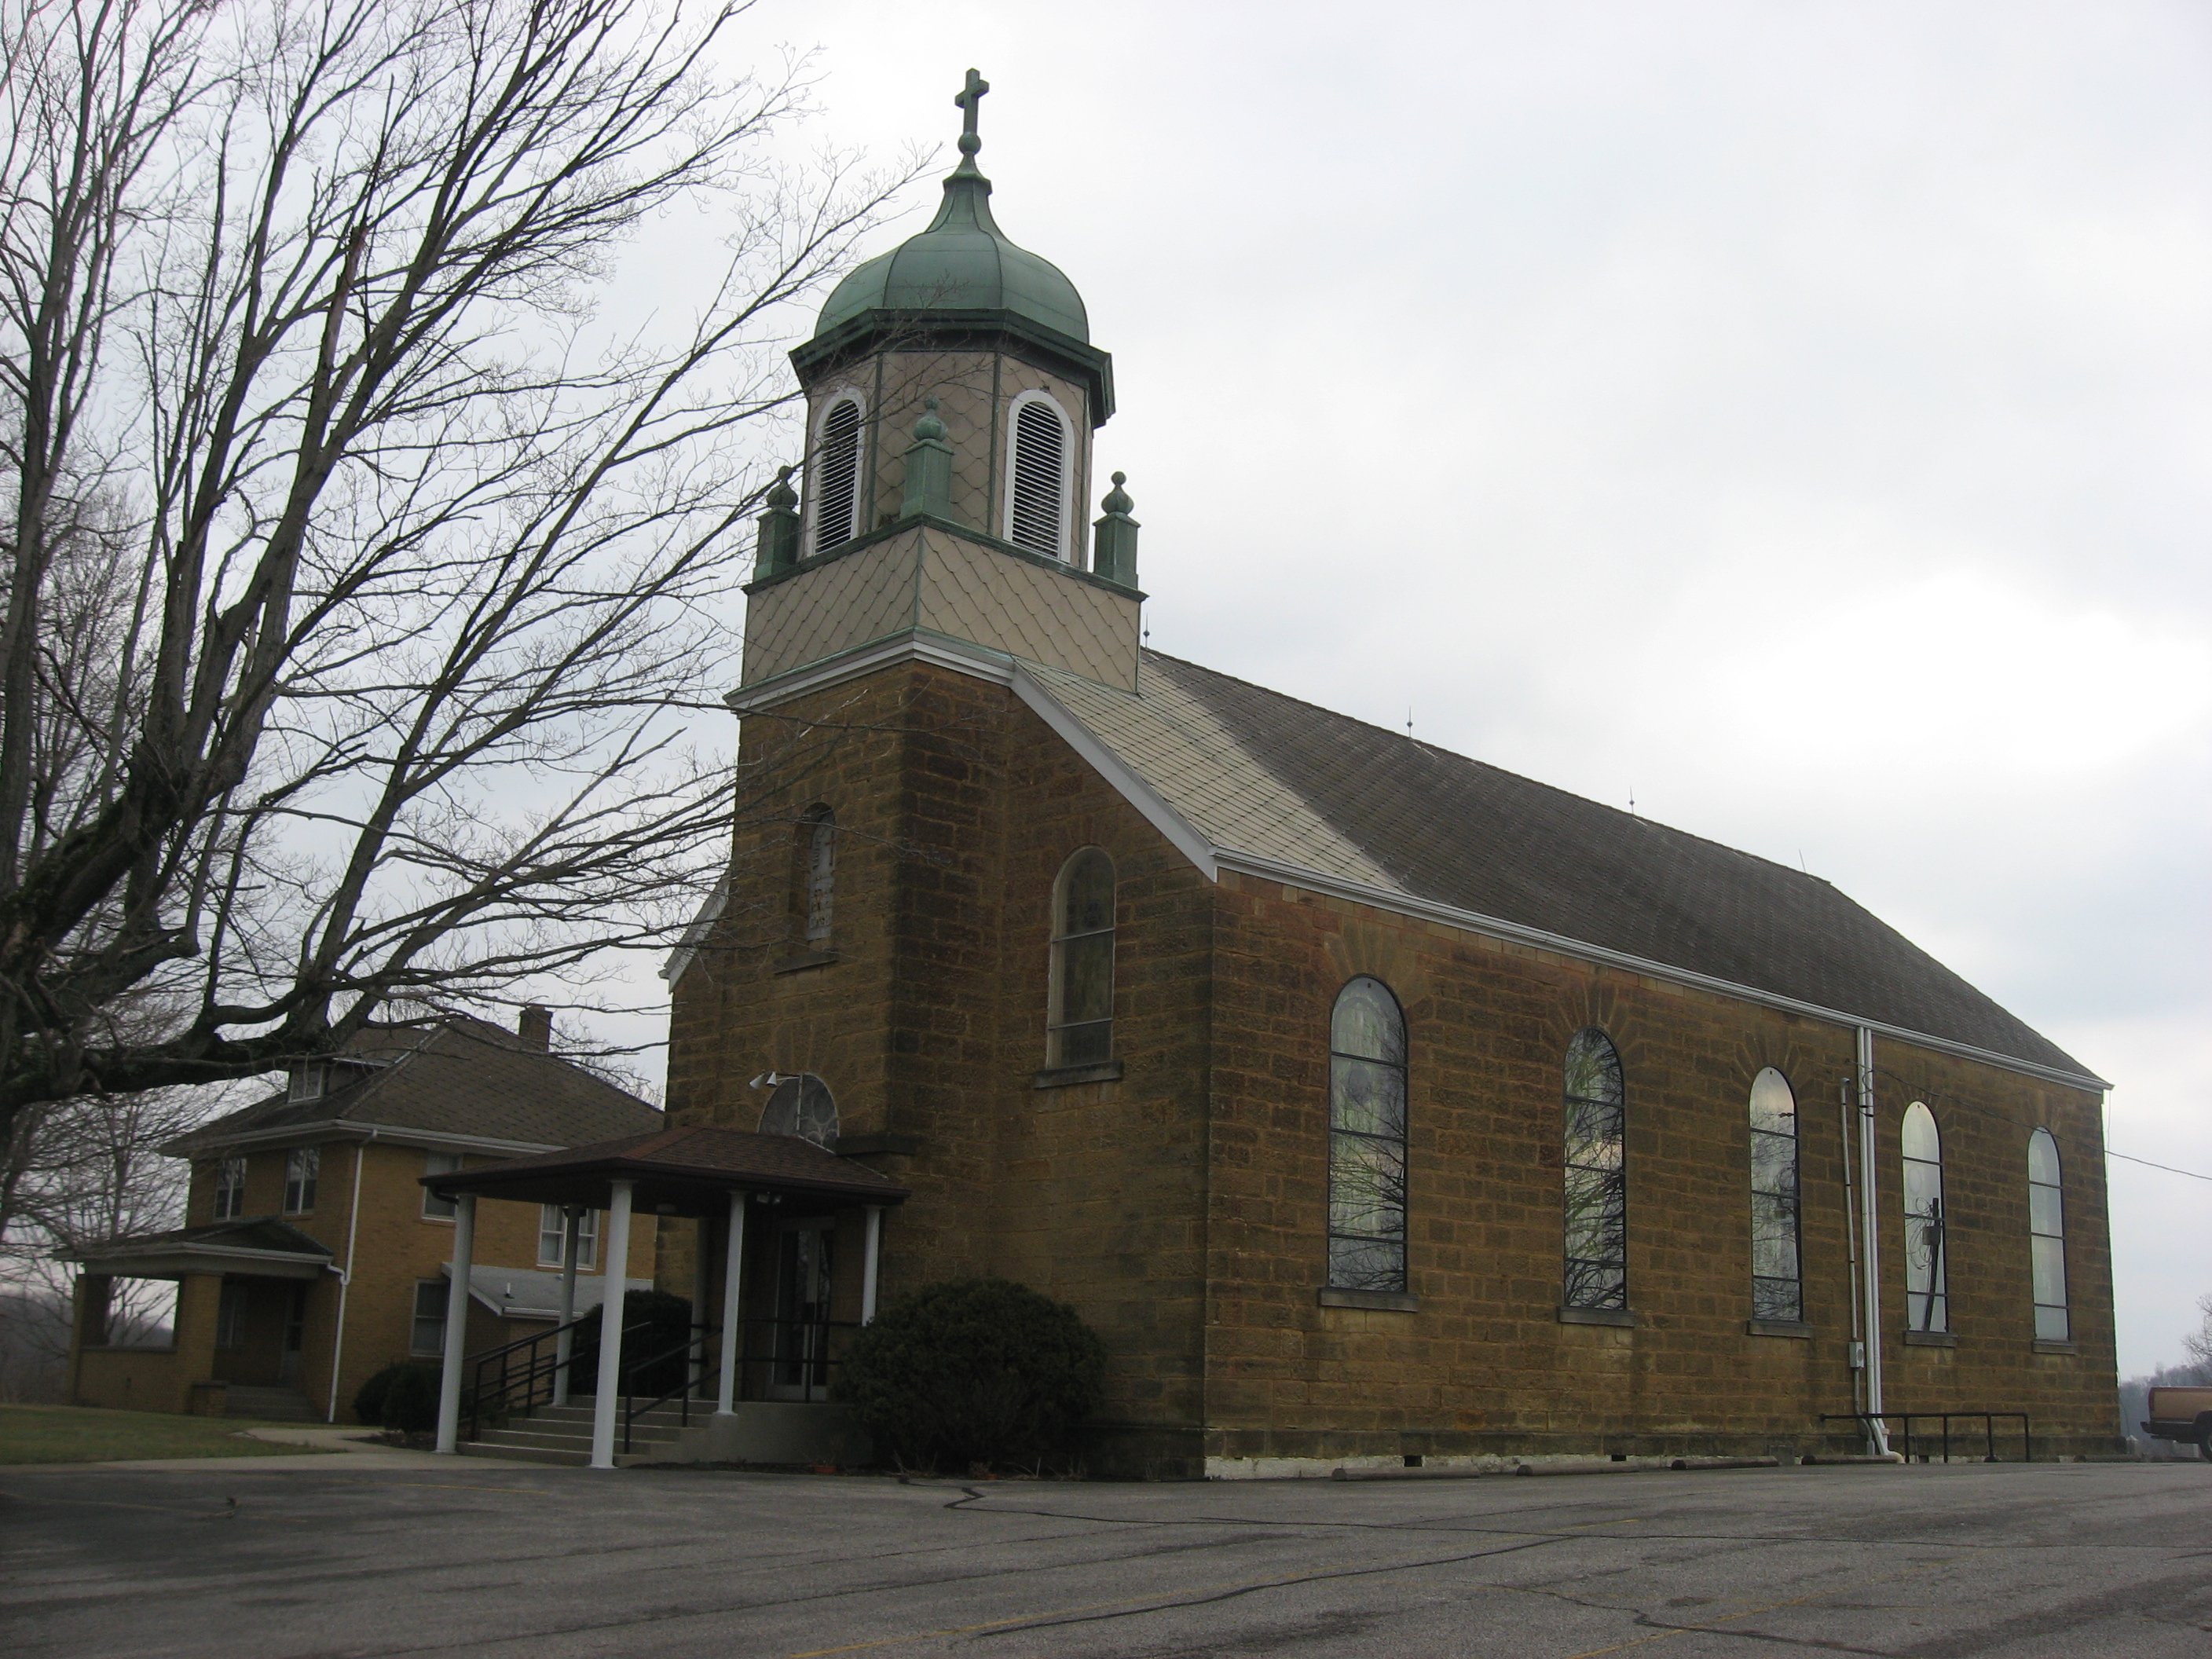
left=1902, top=1102, right=1947, bottom=1333
left=1563, top=1029, right=1627, bottom=1311
left=1749, top=1068, right=1801, bottom=1323
left=2028, top=1128, right=2068, bottom=1342
left=811, top=396, right=863, bottom=554
left=1005, top=392, right=1070, bottom=557
left=1046, top=848, right=1115, bottom=1066
left=760, top=1075, right=838, bottom=1149
left=1328, top=978, right=1408, bottom=1294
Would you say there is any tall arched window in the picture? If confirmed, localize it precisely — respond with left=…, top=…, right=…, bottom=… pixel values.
left=1902, top=1102, right=1947, bottom=1333
left=1004, top=391, right=1071, bottom=558
left=1046, top=848, right=1114, bottom=1066
left=811, top=395, right=863, bottom=554
left=760, top=1074, right=838, bottom=1148
left=2028, top=1128, right=2068, bottom=1342
left=1748, top=1068, right=1801, bottom=1322
left=1563, top=1028, right=1628, bottom=1311
left=1328, top=978, right=1408, bottom=1294
left=800, top=806, right=835, bottom=946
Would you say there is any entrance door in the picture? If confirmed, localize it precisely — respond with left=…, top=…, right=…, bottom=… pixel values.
left=769, top=1219, right=833, bottom=1401
left=278, top=1284, right=307, bottom=1386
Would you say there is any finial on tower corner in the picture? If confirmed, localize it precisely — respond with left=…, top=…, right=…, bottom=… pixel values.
left=954, top=68, right=990, bottom=167
left=1093, top=469, right=1140, bottom=588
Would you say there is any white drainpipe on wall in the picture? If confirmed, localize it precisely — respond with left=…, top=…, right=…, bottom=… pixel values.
left=1856, top=1026, right=1890, bottom=1456
left=324, top=1128, right=375, bottom=1422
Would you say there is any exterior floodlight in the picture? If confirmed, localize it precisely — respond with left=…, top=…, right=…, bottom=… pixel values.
left=748, top=1071, right=782, bottom=1090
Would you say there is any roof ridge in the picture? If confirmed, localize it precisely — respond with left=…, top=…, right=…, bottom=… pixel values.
left=1143, top=649, right=1834, bottom=891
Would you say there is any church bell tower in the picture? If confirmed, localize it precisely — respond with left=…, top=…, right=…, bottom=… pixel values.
left=739, top=70, right=1143, bottom=694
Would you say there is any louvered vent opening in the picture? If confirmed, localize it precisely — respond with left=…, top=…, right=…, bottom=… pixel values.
left=813, top=399, right=862, bottom=553
left=1008, top=400, right=1067, bottom=556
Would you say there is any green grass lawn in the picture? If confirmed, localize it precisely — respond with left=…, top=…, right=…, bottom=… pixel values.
left=0, top=1404, right=336, bottom=1465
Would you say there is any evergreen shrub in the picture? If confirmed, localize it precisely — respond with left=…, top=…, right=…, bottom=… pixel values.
left=353, top=1361, right=439, bottom=1433
left=832, top=1277, right=1106, bottom=1473
left=566, top=1288, right=693, bottom=1398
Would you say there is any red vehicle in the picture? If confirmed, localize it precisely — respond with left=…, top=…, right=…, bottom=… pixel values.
left=2141, top=1386, right=2212, bottom=1460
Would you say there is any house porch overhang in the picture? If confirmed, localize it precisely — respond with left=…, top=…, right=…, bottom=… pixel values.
left=70, top=1219, right=334, bottom=1281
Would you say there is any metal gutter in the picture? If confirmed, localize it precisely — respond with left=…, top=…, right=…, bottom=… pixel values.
left=325, top=1127, right=374, bottom=1422
left=169, top=1120, right=564, bottom=1160
left=1212, top=849, right=2109, bottom=1095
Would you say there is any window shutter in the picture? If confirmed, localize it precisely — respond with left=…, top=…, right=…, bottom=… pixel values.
left=814, top=400, right=862, bottom=552
left=1008, top=399, right=1066, bottom=555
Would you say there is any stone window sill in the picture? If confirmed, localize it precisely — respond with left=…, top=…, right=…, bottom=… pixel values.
left=1558, top=1305, right=1635, bottom=1328
left=1035, top=1059, right=1123, bottom=1089
left=1747, top=1318, right=1814, bottom=1339
left=2031, top=1339, right=2077, bottom=1356
left=1901, top=1329, right=1957, bottom=1348
left=772, top=949, right=839, bottom=976
left=1319, top=1287, right=1418, bottom=1313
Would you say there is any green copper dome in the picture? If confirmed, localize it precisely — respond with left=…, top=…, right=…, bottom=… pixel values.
left=814, top=71, right=1088, bottom=346
left=814, top=162, right=1090, bottom=344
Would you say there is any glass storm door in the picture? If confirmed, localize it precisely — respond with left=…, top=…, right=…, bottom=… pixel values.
left=770, top=1220, right=834, bottom=1401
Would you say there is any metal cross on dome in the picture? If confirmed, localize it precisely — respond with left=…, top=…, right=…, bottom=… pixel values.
left=954, top=68, right=988, bottom=152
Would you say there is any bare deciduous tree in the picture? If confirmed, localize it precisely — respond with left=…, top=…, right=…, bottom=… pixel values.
left=0, top=0, right=920, bottom=1145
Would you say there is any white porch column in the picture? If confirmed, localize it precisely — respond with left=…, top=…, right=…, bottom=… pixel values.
left=716, top=1190, right=748, bottom=1415
left=860, top=1206, right=884, bottom=1325
left=688, top=1214, right=712, bottom=1398
left=434, top=1194, right=476, bottom=1454
left=552, top=1206, right=583, bottom=1406
left=588, top=1179, right=635, bottom=1469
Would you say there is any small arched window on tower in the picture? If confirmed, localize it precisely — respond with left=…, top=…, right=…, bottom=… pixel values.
left=2028, top=1127, right=2068, bottom=1342
left=797, top=805, right=835, bottom=947
left=1902, top=1102, right=1947, bottom=1333
left=1748, top=1068, right=1801, bottom=1323
left=1005, top=391, right=1071, bottom=558
left=760, top=1074, right=838, bottom=1149
left=1328, top=977, right=1408, bottom=1295
left=1562, top=1028, right=1628, bottom=1312
left=811, top=395, right=864, bottom=555
left=1046, top=848, right=1114, bottom=1066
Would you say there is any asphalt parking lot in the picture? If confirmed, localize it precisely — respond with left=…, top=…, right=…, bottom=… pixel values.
left=2, top=1456, right=2207, bottom=1657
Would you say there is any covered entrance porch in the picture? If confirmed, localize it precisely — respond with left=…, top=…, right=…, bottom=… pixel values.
left=422, top=1123, right=908, bottom=1468
left=67, top=1219, right=334, bottom=1419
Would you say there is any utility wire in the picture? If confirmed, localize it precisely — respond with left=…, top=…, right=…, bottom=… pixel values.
left=2104, top=1150, right=2212, bottom=1185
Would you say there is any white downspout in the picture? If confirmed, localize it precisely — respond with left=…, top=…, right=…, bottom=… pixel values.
left=1856, top=1026, right=1890, bottom=1456
left=325, top=1130, right=374, bottom=1423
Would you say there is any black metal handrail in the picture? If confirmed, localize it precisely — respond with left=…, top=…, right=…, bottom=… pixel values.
left=1821, top=1412, right=2032, bottom=1463
left=463, top=1315, right=643, bottom=1441
left=621, top=1325, right=719, bottom=1453
left=614, top=1316, right=860, bottom=1452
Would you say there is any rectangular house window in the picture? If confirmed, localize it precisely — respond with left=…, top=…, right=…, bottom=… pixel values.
left=539, top=1205, right=599, bottom=1270
left=421, top=1152, right=461, bottom=1219
left=411, top=1280, right=449, bottom=1356
left=213, top=1156, right=247, bottom=1221
left=283, top=1147, right=320, bottom=1214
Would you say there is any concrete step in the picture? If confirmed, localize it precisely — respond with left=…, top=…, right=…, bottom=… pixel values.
left=223, top=1386, right=320, bottom=1423
left=474, top=1424, right=686, bottom=1453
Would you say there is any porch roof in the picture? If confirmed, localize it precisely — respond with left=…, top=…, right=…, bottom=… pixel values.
left=423, top=1124, right=910, bottom=1215
left=71, top=1218, right=333, bottom=1280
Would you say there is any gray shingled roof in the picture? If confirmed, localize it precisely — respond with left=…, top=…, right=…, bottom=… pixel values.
left=170, top=1018, right=664, bottom=1155
left=1027, top=651, right=2091, bottom=1082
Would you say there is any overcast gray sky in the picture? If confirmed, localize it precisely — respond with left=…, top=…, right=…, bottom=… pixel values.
left=630, top=1, right=2211, bottom=1375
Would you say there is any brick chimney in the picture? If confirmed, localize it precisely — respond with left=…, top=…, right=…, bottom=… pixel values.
left=517, top=1005, right=552, bottom=1051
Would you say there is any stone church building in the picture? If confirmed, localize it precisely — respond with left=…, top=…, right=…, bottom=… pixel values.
left=663, top=75, right=2119, bottom=1478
